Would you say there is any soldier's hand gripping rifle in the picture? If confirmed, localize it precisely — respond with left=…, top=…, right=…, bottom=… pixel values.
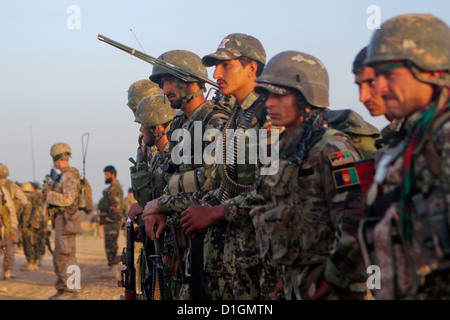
left=97, top=34, right=219, bottom=89
left=118, top=218, right=137, bottom=300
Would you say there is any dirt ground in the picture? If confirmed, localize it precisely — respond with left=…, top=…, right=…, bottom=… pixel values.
left=0, top=223, right=131, bottom=300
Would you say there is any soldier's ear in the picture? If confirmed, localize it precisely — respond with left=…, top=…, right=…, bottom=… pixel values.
left=247, top=61, right=258, bottom=79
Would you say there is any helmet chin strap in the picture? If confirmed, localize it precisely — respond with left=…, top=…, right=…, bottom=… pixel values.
left=176, top=79, right=205, bottom=110
left=151, top=121, right=173, bottom=146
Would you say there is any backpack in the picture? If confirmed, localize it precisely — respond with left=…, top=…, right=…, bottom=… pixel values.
left=79, top=178, right=93, bottom=214
left=323, top=108, right=382, bottom=159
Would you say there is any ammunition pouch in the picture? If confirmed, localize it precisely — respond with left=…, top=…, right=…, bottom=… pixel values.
left=130, top=163, right=152, bottom=208
left=167, top=165, right=215, bottom=196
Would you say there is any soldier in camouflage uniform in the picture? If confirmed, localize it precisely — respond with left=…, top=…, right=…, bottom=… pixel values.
left=45, top=143, right=82, bottom=300
left=127, top=79, right=163, bottom=166
left=359, top=13, right=450, bottom=300
left=31, top=182, right=47, bottom=266
left=244, top=51, right=369, bottom=300
left=98, top=165, right=124, bottom=276
left=130, top=94, right=177, bottom=300
left=19, top=182, right=41, bottom=271
left=144, top=34, right=279, bottom=300
left=0, top=164, right=28, bottom=280
left=141, top=49, right=231, bottom=300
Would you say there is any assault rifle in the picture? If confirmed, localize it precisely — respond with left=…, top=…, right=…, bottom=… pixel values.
left=41, top=168, right=60, bottom=223
left=118, top=218, right=136, bottom=300
left=97, top=34, right=219, bottom=89
left=149, top=233, right=165, bottom=300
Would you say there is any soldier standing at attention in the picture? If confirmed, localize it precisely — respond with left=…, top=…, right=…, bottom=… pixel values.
left=143, top=34, right=279, bottom=300
left=0, top=164, right=28, bottom=280
left=19, top=182, right=41, bottom=272
left=141, top=49, right=231, bottom=300
left=45, top=143, right=82, bottom=300
left=98, top=165, right=124, bottom=278
left=359, top=13, right=450, bottom=300
left=246, top=51, right=371, bottom=300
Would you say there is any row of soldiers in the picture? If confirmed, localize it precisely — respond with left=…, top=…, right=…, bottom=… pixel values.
left=0, top=165, right=51, bottom=280
left=119, top=13, right=450, bottom=300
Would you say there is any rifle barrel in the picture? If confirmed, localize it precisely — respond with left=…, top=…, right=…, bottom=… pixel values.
left=97, top=34, right=219, bottom=88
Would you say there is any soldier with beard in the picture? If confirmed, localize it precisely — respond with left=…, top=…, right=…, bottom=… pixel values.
left=98, top=165, right=124, bottom=278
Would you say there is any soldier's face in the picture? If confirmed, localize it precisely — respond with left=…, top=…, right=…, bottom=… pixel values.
left=104, top=172, right=113, bottom=184
left=213, top=59, right=255, bottom=100
left=161, top=75, right=182, bottom=109
left=354, top=66, right=387, bottom=118
left=265, top=92, right=303, bottom=134
left=140, top=125, right=155, bottom=147
left=374, top=64, right=434, bottom=119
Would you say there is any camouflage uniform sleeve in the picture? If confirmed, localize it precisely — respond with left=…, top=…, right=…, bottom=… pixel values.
left=157, top=189, right=213, bottom=214
left=108, top=182, right=123, bottom=216
left=46, top=172, right=79, bottom=207
left=432, top=115, right=450, bottom=212
left=221, top=186, right=265, bottom=222
left=319, top=134, right=366, bottom=288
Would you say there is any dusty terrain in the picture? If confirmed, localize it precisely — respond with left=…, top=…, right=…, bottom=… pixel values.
left=0, top=223, right=129, bottom=300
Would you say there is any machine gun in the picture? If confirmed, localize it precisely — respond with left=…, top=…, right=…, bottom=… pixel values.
left=97, top=34, right=219, bottom=89
left=118, top=218, right=136, bottom=300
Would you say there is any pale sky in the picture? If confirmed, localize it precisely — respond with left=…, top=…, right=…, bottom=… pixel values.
left=0, top=0, right=449, bottom=202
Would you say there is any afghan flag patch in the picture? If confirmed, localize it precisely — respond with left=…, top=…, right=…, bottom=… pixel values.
left=332, top=167, right=360, bottom=189
left=328, top=151, right=355, bottom=167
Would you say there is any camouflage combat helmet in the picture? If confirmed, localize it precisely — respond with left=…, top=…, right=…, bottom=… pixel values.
left=50, top=142, right=71, bottom=161
left=134, top=95, right=177, bottom=128
left=364, top=13, right=450, bottom=86
left=0, top=164, right=9, bottom=178
left=22, top=182, right=33, bottom=193
left=127, top=79, right=162, bottom=111
left=150, top=50, right=208, bottom=86
left=255, top=51, right=329, bottom=108
left=202, top=33, right=266, bottom=67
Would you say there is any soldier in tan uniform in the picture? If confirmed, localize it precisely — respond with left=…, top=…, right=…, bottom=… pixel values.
left=0, top=164, right=28, bottom=280
left=45, top=143, right=82, bottom=300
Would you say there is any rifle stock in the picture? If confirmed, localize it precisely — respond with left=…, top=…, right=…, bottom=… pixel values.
left=97, top=34, right=219, bottom=89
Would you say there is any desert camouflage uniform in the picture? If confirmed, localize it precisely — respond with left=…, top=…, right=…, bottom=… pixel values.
left=0, top=179, right=27, bottom=278
left=98, top=180, right=124, bottom=266
left=20, top=189, right=43, bottom=265
left=45, top=166, right=82, bottom=294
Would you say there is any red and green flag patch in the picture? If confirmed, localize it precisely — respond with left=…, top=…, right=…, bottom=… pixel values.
left=332, top=167, right=360, bottom=189
left=328, top=151, right=355, bottom=167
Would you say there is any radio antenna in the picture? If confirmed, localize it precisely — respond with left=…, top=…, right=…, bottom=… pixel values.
left=130, top=28, right=146, bottom=53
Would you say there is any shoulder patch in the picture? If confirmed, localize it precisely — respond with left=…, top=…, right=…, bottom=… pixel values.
left=328, top=151, right=355, bottom=167
left=332, top=167, right=360, bottom=189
